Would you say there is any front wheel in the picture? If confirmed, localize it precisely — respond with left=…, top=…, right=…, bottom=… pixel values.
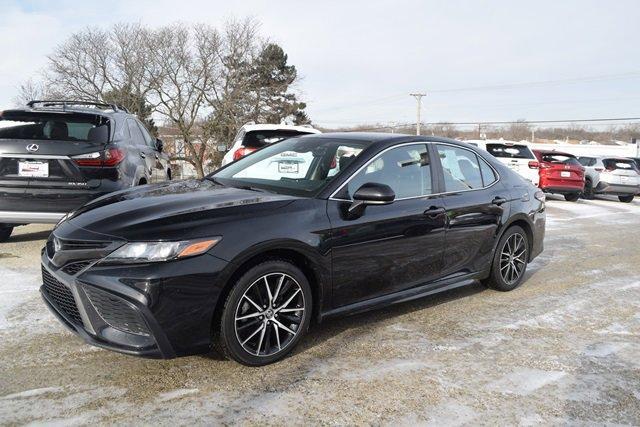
left=619, top=195, right=634, bottom=203
left=217, top=260, right=312, bottom=366
left=482, top=226, right=529, bottom=292
left=564, top=193, right=580, bottom=202
left=0, top=225, right=13, bottom=242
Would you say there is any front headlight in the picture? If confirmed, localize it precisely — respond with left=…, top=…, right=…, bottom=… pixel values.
left=102, top=237, right=221, bottom=264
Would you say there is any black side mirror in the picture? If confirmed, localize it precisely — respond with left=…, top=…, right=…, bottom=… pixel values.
left=155, top=138, right=164, bottom=152
left=349, top=182, right=395, bottom=214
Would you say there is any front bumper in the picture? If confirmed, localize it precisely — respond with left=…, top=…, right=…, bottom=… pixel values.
left=40, top=249, right=229, bottom=358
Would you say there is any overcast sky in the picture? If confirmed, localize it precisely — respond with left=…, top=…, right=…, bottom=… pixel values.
left=2, top=0, right=640, bottom=128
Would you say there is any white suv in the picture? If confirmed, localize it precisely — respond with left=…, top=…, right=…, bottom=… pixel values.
left=220, top=123, right=321, bottom=167
left=577, top=156, right=640, bottom=202
left=468, top=140, right=540, bottom=186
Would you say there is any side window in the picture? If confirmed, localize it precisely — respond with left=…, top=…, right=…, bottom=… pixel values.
left=436, top=145, right=484, bottom=191
left=478, top=157, right=497, bottom=186
left=136, top=121, right=156, bottom=148
left=127, top=119, right=145, bottom=146
left=346, top=144, right=432, bottom=199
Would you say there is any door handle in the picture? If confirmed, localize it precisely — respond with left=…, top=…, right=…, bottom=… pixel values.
left=492, top=196, right=507, bottom=206
left=424, top=206, right=446, bottom=218
left=140, top=152, right=146, bottom=159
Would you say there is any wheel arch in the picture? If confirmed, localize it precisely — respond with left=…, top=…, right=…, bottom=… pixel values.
left=211, top=242, right=328, bottom=337
left=496, top=214, right=535, bottom=261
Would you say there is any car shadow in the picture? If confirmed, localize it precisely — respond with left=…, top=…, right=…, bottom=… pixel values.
left=6, top=229, right=52, bottom=243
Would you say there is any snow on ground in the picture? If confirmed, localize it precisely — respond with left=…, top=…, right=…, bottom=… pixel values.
left=0, top=196, right=639, bottom=424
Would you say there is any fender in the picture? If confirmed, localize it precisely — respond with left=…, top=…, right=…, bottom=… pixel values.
left=492, top=212, right=536, bottom=259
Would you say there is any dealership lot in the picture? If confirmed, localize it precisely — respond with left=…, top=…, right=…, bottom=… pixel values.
left=1, top=197, right=639, bottom=425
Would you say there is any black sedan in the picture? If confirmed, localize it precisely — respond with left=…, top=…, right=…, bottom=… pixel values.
left=41, top=133, right=546, bottom=366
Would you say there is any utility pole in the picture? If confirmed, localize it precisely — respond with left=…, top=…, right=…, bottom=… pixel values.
left=410, top=93, right=426, bottom=135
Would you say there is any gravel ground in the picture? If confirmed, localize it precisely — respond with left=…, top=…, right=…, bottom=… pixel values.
left=1, top=195, right=639, bottom=425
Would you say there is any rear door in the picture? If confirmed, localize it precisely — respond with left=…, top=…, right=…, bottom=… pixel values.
left=434, top=144, right=509, bottom=277
left=127, top=119, right=154, bottom=183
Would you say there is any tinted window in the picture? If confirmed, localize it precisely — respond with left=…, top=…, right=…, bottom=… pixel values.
left=540, top=153, right=581, bottom=166
left=0, top=112, right=109, bottom=143
left=437, top=145, right=484, bottom=191
left=479, top=156, right=498, bottom=186
left=347, top=144, right=432, bottom=199
left=578, top=157, right=595, bottom=167
left=243, top=130, right=313, bottom=149
left=127, top=120, right=145, bottom=145
left=486, top=143, right=535, bottom=159
left=603, top=158, right=639, bottom=172
left=136, top=121, right=155, bottom=148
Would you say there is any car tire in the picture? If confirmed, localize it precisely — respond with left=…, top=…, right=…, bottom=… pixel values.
left=0, top=225, right=13, bottom=242
left=216, top=260, right=312, bottom=366
left=618, top=195, right=634, bottom=203
left=564, top=193, right=580, bottom=202
left=582, top=178, right=594, bottom=199
left=482, top=226, right=529, bottom=292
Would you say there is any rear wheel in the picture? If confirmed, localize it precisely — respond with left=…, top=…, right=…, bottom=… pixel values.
left=217, top=260, right=312, bottom=366
left=482, top=226, right=529, bottom=292
left=618, top=195, right=634, bottom=203
left=582, top=178, right=594, bottom=199
left=564, top=193, right=580, bottom=202
left=0, top=225, right=13, bottom=242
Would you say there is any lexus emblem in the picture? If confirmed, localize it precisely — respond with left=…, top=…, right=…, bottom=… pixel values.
left=26, top=144, right=39, bottom=152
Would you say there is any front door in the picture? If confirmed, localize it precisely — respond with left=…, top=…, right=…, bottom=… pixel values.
left=327, top=143, right=447, bottom=307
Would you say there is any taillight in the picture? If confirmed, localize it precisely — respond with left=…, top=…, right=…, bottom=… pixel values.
left=72, top=148, right=125, bottom=167
left=232, top=147, right=256, bottom=161
left=534, top=190, right=546, bottom=202
left=528, top=161, right=540, bottom=169
left=595, top=167, right=604, bottom=172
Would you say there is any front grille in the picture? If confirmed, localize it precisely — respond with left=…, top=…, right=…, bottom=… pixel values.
left=84, top=286, right=150, bottom=336
left=42, top=267, right=84, bottom=325
left=58, top=239, right=111, bottom=251
left=62, top=260, right=95, bottom=275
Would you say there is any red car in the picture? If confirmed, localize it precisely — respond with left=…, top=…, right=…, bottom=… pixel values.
left=532, top=149, right=585, bottom=201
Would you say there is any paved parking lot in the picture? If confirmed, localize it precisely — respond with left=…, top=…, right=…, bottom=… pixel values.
left=1, top=196, right=640, bottom=425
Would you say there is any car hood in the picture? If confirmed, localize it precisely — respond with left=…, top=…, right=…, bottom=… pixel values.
left=64, top=179, right=297, bottom=241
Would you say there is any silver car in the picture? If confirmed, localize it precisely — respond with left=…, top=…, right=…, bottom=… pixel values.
left=577, top=156, right=640, bottom=202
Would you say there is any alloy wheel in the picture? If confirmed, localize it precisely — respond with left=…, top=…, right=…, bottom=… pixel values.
left=234, top=273, right=306, bottom=357
left=499, top=233, right=527, bottom=285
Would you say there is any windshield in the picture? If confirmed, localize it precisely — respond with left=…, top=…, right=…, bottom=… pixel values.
left=486, top=143, right=535, bottom=159
left=211, top=137, right=365, bottom=197
left=0, top=112, right=110, bottom=143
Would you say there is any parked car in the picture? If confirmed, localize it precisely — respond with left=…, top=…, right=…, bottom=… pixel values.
left=0, top=100, right=171, bottom=241
left=220, top=123, right=321, bottom=166
left=468, top=140, right=540, bottom=186
left=630, top=157, right=640, bottom=172
left=42, top=133, right=545, bottom=366
left=532, top=149, right=585, bottom=201
left=577, top=156, right=640, bottom=202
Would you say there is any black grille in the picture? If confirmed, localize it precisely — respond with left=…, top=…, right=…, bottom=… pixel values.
left=42, top=267, right=83, bottom=325
left=58, top=239, right=111, bottom=251
left=62, top=260, right=95, bottom=275
left=84, top=286, right=150, bottom=336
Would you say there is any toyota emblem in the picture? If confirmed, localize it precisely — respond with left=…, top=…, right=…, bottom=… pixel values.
left=53, top=237, right=62, bottom=253
left=26, top=144, right=39, bottom=152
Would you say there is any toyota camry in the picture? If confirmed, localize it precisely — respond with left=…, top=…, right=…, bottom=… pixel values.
left=41, top=133, right=545, bottom=366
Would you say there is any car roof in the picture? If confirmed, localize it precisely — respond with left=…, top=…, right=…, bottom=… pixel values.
left=533, top=149, right=575, bottom=156
left=465, top=139, right=531, bottom=146
left=241, top=123, right=321, bottom=134
left=2, top=106, right=126, bottom=119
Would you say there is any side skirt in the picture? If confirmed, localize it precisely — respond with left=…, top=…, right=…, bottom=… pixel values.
left=319, top=272, right=484, bottom=322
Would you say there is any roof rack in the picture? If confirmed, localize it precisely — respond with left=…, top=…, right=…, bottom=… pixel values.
left=27, top=100, right=130, bottom=113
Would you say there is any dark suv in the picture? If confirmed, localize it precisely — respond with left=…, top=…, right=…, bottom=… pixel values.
left=0, top=100, right=170, bottom=241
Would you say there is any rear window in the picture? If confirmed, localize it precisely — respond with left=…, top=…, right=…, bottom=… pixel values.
left=486, top=143, right=535, bottom=159
left=603, top=159, right=639, bottom=172
left=578, top=157, right=596, bottom=167
left=540, top=153, right=581, bottom=166
left=0, top=112, right=109, bottom=143
left=243, top=130, right=313, bottom=149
